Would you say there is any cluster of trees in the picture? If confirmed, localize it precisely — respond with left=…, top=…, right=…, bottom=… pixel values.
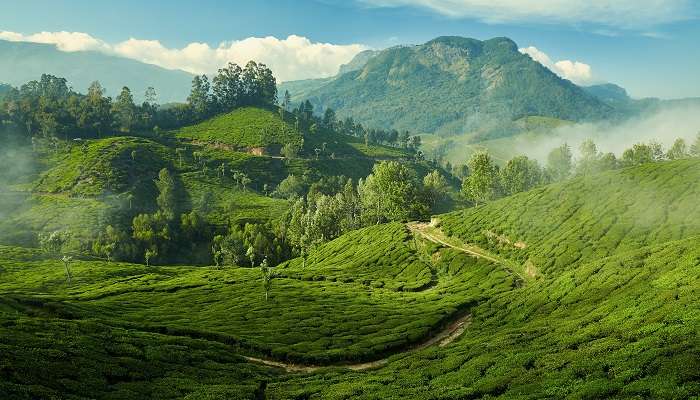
left=0, top=64, right=279, bottom=141
left=0, top=75, right=162, bottom=139
left=459, top=135, right=700, bottom=205
left=279, top=93, right=422, bottom=151
left=88, top=161, right=450, bottom=268
left=187, top=61, right=277, bottom=121
left=280, top=162, right=449, bottom=263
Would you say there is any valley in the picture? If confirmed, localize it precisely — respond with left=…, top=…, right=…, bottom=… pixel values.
left=0, top=13, right=698, bottom=399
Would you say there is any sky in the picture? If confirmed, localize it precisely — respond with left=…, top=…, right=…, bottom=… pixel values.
left=1, top=0, right=699, bottom=99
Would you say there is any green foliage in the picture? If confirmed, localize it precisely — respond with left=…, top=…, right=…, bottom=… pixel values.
left=622, top=141, right=664, bottom=167
left=461, top=151, right=500, bottom=205
left=546, top=142, right=573, bottom=181
left=359, top=161, right=429, bottom=223
left=500, top=155, right=544, bottom=195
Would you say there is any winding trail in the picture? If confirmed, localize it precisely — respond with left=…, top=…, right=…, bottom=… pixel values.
left=243, top=314, right=472, bottom=373
left=243, top=221, right=504, bottom=373
left=408, top=220, right=531, bottom=283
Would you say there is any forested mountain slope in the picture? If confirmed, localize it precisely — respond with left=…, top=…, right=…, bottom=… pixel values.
left=280, top=36, right=613, bottom=135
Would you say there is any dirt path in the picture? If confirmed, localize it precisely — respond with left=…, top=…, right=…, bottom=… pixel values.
left=243, top=313, right=472, bottom=373
left=408, top=220, right=530, bottom=283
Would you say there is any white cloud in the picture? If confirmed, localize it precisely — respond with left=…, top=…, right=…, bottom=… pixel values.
left=519, top=46, right=594, bottom=85
left=0, top=30, right=368, bottom=82
left=359, top=0, right=695, bottom=29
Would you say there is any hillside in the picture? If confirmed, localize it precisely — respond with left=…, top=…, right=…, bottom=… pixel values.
left=279, top=36, right=613, bottom=136
left=0, top=39, right=193, bottom=102
left=0, top=159, right=698, bottom=398
left=0, top=106, right=435, bottom=251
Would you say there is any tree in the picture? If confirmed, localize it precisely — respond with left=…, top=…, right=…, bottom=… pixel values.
left=622, top=143, right=655, bottom=166
left=113, top=86, right=136, bottom=132
left=546, top=143, right=573, bottom=182
left=144, top=86, right=158, bottom=106
left=240, top=174, right=252, bottom=191
left=666, top=138, right=688, bottom=160
left=461, top=151, right=500, bottom=206
left=260, top=258, right=272, bottom=301
left=322, top=107, right=337, bottom=130
left=576, top=139, right=601, bottom=176
left=93, top=225, right=133, bottom=262
left=690, top=132, right=700, bottom=157
left=188, top=75, right=212, bottom=119
left=282, top=90, right=291, bottom=111
left=144, top=248, right=157, bottom=267
left=155, top=168, right=177, bottom=217
left=80, top=81, right=112, bottom=138
left=175, top=147, right=186, bottom=168
left=246, top=246, right=256, bottom=267
left=274, top=175, right=305, bottom=199
left=39, top=231, right=71, bottom=283
left=61, top=255, right=73, bottom=285
left=213, top=63, right=243, bottom=111
left=358, top=161, right=427, bottom=224
left=132, top=212, right=171, bottom=265
left=423, top=170, right=449, bottom=211
left=500, top=156, right=543, bottom=196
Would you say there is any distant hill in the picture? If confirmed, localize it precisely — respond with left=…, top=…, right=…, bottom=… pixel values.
left=279, top=36, right=613, bottom=136
left=584, top=83, right=700, bottom=116
left=0, top=40, right=193, bottom=102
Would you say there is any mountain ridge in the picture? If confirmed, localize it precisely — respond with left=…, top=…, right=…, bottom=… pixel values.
left=279, top=36, right=613, bottom=136
left=0, top=39, right=193, bottom=102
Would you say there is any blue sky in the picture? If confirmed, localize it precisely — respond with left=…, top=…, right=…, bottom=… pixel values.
left=1, top=0, right=699, bottom=99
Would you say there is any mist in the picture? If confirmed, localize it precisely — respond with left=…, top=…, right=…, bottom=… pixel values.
left=516, top=103, right=700, bottom=162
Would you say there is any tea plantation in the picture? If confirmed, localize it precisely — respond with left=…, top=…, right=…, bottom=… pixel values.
left=0, top=156, right=697, bottom=399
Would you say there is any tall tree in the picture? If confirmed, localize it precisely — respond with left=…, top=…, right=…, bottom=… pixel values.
left=690, top=132, right=700, bottom=157
left=188, top=75, right=212, bottom=119
left=576, top=139, right=601, bottom=176
left=500, top=156, right=543, bottom=195
left=423, top=170, right=449, bottom=211
left=155, top=168, right=177, bottom=217
left=546, top=143, right=573, bottom=182
left=113, top=86, right=136, bottom=133
left=213, top=62, right=243, bottom=111
left=462, top=151, right=500, bottom=205
left=666, top=138, right=688, bottom=160
left=358, top=161, right=427, bottom=224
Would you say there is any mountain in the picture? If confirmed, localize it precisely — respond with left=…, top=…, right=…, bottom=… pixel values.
left=0, top=40, right=193, bottom=102
left=279, top=36, right=613, bottom=136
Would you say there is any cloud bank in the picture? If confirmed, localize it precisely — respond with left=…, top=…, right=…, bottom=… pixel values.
left=0, top=31, right=367, bottom=82
left=519, top=46, right=594, bottom=85
left=359, top=0, right=695, bottom=28
left=509, top=103, right=700, bottom=163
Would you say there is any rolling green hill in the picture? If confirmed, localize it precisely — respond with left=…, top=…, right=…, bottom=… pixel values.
left=171, top=107, right=302, bottom=149
left=0, top=107, right=434, bottom=250
left=280, top=36, right=613, bottom=136
left=1, top=159, right=698, bottom=399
